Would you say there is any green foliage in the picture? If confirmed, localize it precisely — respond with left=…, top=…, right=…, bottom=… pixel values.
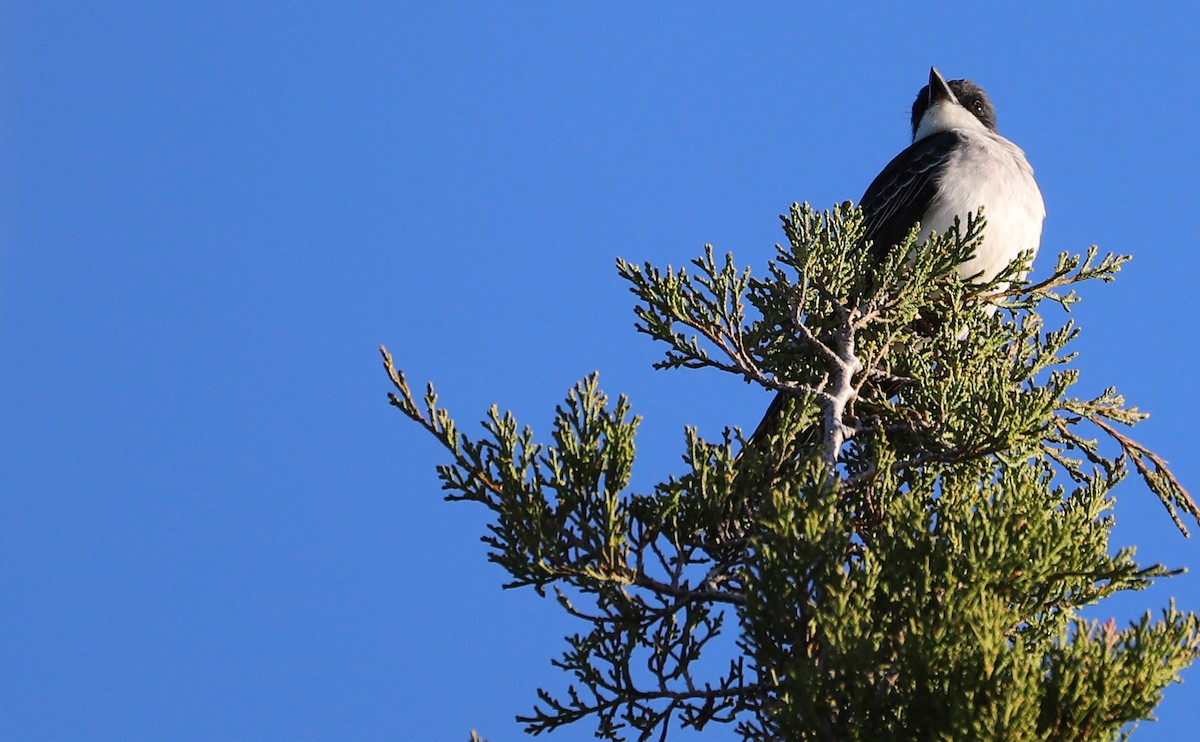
left=383, top=203, right=1199, bottom=740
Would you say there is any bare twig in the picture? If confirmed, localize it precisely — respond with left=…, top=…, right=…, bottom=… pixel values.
left=791, top=299, right=863, bottom=474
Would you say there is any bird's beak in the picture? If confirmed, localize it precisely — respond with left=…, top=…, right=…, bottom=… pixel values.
left=927, top=67, right=957, bottom=106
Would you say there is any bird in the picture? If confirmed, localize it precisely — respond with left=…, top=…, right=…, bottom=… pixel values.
left=859, top=66, right=1045, bottom=287
left=746, top=66, right=1045, bottom=451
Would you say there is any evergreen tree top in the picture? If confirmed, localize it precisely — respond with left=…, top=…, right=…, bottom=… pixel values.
left=385, top=204, right=1199, bottom=740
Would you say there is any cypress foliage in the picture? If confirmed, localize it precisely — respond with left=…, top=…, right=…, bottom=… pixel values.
left=384, top=203, right=1199, bottom=740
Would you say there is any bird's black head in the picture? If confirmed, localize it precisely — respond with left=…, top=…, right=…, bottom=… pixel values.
left=909, top=70, right=997, bottom=140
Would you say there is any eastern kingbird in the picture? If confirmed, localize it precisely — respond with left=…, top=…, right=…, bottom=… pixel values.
left=860, top=66, right=1045, bottom=286
left=748, top=67, right=1045, bottom=449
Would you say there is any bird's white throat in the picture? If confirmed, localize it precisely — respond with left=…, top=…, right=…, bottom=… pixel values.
left=914, top=101, right=990, bottom=142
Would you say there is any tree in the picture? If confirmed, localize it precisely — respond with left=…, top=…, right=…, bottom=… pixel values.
left=383, top=203, right=1200, bottom=740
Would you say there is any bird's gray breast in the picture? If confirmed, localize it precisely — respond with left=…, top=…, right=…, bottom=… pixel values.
left=918, top=132, right=1046, bottom=285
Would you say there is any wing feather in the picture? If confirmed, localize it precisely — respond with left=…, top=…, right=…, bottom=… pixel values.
left=859, top=130, right=965, bottom=260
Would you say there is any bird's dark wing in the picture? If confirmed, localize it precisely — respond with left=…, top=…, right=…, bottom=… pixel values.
left=858, top=130, right=966, bottom=259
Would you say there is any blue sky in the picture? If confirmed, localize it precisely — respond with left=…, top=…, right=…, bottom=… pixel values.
left=4, top=3, right=1199, bottom=740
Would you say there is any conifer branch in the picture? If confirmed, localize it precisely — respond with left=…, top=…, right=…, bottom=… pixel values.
left=386, top=204, right=1198, bottom=740
left=1091, top=416, right=1200, bottom=536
